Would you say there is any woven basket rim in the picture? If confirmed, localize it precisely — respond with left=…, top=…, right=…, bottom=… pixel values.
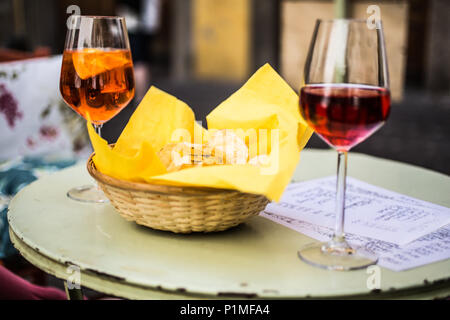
left=87, top=153, right=245, bottom=196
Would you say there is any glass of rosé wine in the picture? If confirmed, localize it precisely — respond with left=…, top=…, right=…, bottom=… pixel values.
left=60, top=16, right=135, bottom=203
left=298, top=19, right=391, bottom=270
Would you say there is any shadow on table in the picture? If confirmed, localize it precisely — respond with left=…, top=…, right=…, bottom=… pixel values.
left=133, top=217, right=263, bottom=241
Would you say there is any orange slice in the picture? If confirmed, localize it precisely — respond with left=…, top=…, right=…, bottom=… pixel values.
left=72, top=48, right=131, bottom=80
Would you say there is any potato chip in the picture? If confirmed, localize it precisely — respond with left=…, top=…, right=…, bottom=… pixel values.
left=208, top=129, right=248, bottom=165
left=157, top=142, right=219, bottom=172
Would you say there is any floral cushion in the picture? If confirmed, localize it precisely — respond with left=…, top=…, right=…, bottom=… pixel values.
left=0, top=55, right=90, bottom=161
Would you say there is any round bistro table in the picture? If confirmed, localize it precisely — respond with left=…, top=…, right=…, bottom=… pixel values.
left=7, top=149, right=450, bottom=299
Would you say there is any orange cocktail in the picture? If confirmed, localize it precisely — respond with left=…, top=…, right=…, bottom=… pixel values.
left=60, top=48, right=135, bottom=125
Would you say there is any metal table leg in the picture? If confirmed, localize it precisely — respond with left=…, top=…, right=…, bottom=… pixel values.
left=64, top=281, right=84, bottom=300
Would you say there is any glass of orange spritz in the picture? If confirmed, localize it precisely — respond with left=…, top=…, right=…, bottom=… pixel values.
left=60, top=16, right=135, bottom=202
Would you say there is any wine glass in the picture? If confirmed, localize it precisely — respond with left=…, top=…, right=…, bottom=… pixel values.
left=298, top=19, right=391, bottom=270
left=60, top=15, right=135, bottom=203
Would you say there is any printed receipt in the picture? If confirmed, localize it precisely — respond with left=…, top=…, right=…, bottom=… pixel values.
left=265, top=176, right=450, bottom=245
left=262, top=176, right=450, bottom=271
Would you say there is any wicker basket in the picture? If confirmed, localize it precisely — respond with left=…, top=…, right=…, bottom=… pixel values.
left=87, top=155, right=269, bottom=233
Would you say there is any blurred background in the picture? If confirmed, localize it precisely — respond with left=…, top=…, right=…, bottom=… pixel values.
left=0, top=0, right=448, bottom=174
left=0, top=0, right=449, bottom=298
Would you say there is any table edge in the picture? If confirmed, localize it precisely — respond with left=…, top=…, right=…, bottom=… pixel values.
left=9, top=227, right=450, bottom=300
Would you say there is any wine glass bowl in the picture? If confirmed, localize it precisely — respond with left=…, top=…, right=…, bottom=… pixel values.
left=297, top=19, right=391, bottom=270
left=60, top=48, right=135, bottom=125
left=300, top=84, right=390, bottom=151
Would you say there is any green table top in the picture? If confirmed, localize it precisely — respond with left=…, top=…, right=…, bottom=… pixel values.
left=7, top=149, right=450, bottom=299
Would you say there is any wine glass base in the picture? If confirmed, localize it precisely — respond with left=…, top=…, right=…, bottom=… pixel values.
left=67, top=185, right=109, bottom=203
left=298, top=241, right=378, bottom=271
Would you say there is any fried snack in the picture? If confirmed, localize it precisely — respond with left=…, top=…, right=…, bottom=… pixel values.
left=208, top=129, right=248, bottom=165
left=157, top=130, right=250, bottom=172
left=157, top=142, right=218, bottom=172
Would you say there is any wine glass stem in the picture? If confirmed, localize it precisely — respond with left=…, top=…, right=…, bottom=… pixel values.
left=333, top=150, right=348, bottom=242
left=94, top=124, right=103, bottom=138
